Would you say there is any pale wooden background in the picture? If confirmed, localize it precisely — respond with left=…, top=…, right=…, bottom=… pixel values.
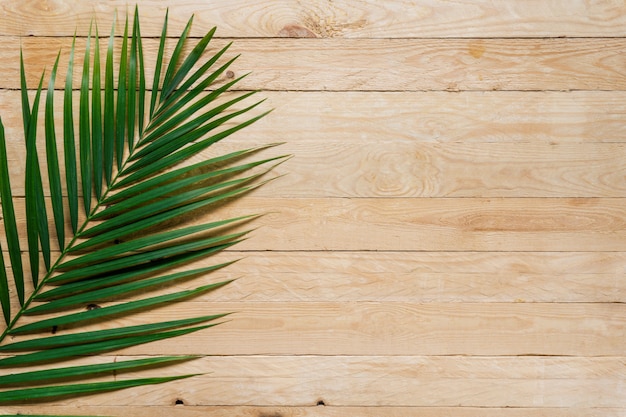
left=1, top=0, right=626, bottom=416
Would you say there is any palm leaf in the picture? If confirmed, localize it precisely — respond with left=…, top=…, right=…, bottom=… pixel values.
left=103, top=18, right=116, bottom=185
left=0, top=356, right=197, bottom=385
left=0, top=245, right=9, bottom=323
left=115, top=15, right=129, bottom=170
left=79, top=24, right=93, bottom=214
left=45, top=52, right=65, bottom=250
left=64, top=35, right=79, bottom=234
left=23, top=68, right=49, bottom=284
left=0, top=374, right=199, bottom=404
left=0, top=7, right=285, bottom=408
left=0, top=121, right=24, bottom=308
left=92, top=24, right=104, bottom=201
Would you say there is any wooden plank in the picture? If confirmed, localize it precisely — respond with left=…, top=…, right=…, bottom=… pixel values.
left=2, top=90, right=626, bottom=198
left=2, top=405, right=624, bottom=417
left=217, top=197, right=626, bottom=252
left=121, top=302, right=626, bottom=356
left=2, top=356, right=624, bottom=407
left=2, top=251, right=624, bottom=328
left=105, top=356, right=626, bottom=407
left=201, top=38, right=626, bottom=91
left=9, top=302, right=625, bottom=356
left=231, top=141, right=626, bottom=198
left=122, top=91, right=626, bottom=144
left=3, top=249, right=625, bottom=337
left=4, top=197, right=626, bottom=252
left=1, top=0, right=626, bottom=38
left=6, top=135, right=626, bottom=199
left=6, top=130, right=626, bottom=199
left=14, top=250, right=625, bottom=303
left=108, top=251, right=626, bottom=303
left=6, top=37, right=626, bottom=91
left=3, top=90, right=625, bottom=150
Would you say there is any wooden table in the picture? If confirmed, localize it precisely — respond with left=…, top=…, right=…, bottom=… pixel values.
left=1, top=1, right=625, bottom=415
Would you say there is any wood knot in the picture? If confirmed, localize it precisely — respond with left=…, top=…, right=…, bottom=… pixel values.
left=278, top=24, right=317, bottom=38
left=468, top=41, right=485, bottom=59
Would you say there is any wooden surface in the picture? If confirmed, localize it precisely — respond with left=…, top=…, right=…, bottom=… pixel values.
left=1, top=1, right=626, bottom=416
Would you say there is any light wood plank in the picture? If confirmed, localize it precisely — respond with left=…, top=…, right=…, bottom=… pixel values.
left=4, top=90, right=625, bottom=153
left=188, top=38, right=626, bottom=91
left=4, top=197, right=626, bottom=252
left=1, top=0, right=626, bottom=38
left=22, top=250, right=626, bottom=302
left=2, top=356, right=624, bottom=407
left=117, top=302, right=626, bottom=356
left=5, top=129, right=626, bottom=198
left=7, top=37, right=626, bottom=91
left=6, top=136, right=626, bottom=199
left=23, top=251, right=620, bottom=304
left=97, top=355, right=626, bottom=407
left=224, top=140, right=626, bottom=198
left=2, top=90, right=626, bottom=198
left=115, top=251, right=626, bottom=303
left=2, top=405, right=624, bottom=417
left=218, top=197, right=626, bottom=252
left=3, top=250, right=625, bottom=337
left=9, top=302, right=625, bottom=356
left=3, top=251, right=624, bottom=323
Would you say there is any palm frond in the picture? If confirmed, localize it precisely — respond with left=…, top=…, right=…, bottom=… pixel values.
left=0, top=7, right=285, bottom=406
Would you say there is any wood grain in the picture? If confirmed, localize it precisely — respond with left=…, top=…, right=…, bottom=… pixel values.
left=195, top=140, right=626, bottom=198
left=8, top=301, right=625, bottom=356
left=104, top=250, right=626, bottom=303
left=2, top=90, right=626, bottom=198
left=1, top=0, right=626, bottom=38
left=85, top=355, right=626, bottom=407
left=3, top=251, right=624, bottom=312
left=6, top=135, right=626, bottom=198
left=6, top=37, right=626, bottom=91
left=107, top=301, right=624, bottom=356
left=4, top=197, right=626, bottom=252
left=1, top=356, right=625, bottom=407
left=3, top=249, right=625, bottom=340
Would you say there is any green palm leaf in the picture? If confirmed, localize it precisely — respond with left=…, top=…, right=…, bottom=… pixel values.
left=0, top=356, right=197, bottom=385
left=0, top=7, right=285, bottom=407
left=23, top=69, right=49, bottom=284
left=79, top=25, right=93, bottom=214
left=103, top=19, right=116, bottom=185
left=64, top=35, right=79, bottom=234
left=0, top=120, right=24, bottom=308
left=45, top=52, right=65, bottom=250
left=0, top=375, right=199, bottom=404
